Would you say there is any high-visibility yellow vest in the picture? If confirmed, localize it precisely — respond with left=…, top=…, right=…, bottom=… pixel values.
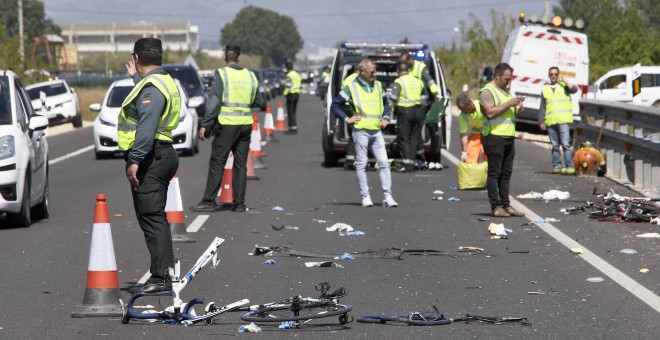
left=349, top=80, right=384, bottom=130
left=217, top=67, right=257, bottom=125
left=542, top=83, right=573, bottom=126
left=411, top=60, right=439, bottom=94
left=342, top=73, right=358, bottom=88
left=393, top=74, right=425, bottom=108
left=458, top=99, right=485, bottom=134
left=480, top=83, right=516, bottom=137
left=117, top=73, right=180, bottom=151
left=284, top=70, right=302, bottom=95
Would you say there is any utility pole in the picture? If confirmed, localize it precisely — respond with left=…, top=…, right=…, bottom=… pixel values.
left=542, top=0, right=551, bottom=23
left=18, top=0, right=24, bottom=64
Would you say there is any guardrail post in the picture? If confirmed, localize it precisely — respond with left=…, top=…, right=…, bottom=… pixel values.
left=654, top=166, right=660, bottom=196
left=643, top=163, right=652, bottom=190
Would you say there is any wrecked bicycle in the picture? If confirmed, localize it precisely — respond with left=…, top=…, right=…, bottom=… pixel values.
left=357, top=305, right=530, bottom=326
left=122, top=237, right=250, bottom=325
left=239, top=282, right=352, bottom=327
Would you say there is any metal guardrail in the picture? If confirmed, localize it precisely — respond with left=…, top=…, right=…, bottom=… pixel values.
left=573, top=99, right=660, bottom=193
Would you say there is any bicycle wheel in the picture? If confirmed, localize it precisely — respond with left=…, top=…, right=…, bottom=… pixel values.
left=356, top=315, right=406, bottom=324
left=240, top=301, right=352, bottom=323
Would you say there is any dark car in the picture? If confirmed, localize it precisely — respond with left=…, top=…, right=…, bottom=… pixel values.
left=322, top=43, right=453, bottom=167
left=247, top=68, right=271, bottom=111
left=162, top=64, right=207, bottom=117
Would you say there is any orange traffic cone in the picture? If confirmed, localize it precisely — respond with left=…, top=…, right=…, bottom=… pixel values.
left=263, top=103, right=276, bottom=142
left=216, top=152, right=234, bottom=205
left=165, top=173, right=195, bottom=243
left=275, top=100, right=287, bottom=131
left=71, top=194, right=123, bottom=317
left=247, top=153, right=259, bottom=180
left=250, top=112, right=267, bottom=169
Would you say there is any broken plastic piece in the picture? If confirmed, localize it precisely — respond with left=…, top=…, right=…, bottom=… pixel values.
left=488, top=223, right=507, bottom=236
left=344, top=231, right=365, bottom=237
left=340, top=253, right=354, bottom=260
left=527, top=291, right=545, bottom=295
left=450, top=186, right=458, bottom=190
left=272, top=206, right=284, bottom=212
left=279, top=321, right=296, bottom=329
left=586, top=277, right=604, bottom=283
left=542, top=190, right=570, bottom=201
left=326, top=223, right=353, bottom=234
left=448, top=197, right=460, bottom=202
left=304, top=261, right=344, bottom=268
left=264, top=259, right=276, bottom=265
left=458, top=246, right=484, bottom=252
left=432, top=196, right=443, bottom=200
left=651, top=217, right=660, bottom=225
left=239, top=322, right=262, bottom=333
left=272, top=224, right=299, bottom=230
left=640, top=268, right=650, bottom=273
left=517, top=191, right=543, bottom=199
left=570, top=248, right=584, bottom=254
left=619, top=248, right=638, bottom=254
left=637, top=232, right=660, bottom=238
left=433, top=190, right=444, bottom=195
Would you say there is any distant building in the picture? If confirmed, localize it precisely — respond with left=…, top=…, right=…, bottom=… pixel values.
left=59, top=21, right=199, bottom=55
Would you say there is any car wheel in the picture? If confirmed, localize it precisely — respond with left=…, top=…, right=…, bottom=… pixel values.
left=95, top=150, right=108, bottom=160
left=72, top=112, right=83, bottom=128
left=8, top=178, right=31, bottom=228
left=32, top=173, right=50, bottom=220
left=322, top=122, right=339, bottom=167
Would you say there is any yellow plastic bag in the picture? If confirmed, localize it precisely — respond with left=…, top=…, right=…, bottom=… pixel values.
left=457, top=161, right=487, bottom=190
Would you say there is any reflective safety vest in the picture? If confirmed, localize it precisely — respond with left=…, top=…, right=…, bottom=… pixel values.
left=117, top=73, right=180, bottom=151
left=348, top=80, right=384, bottom=130
left=284, top=70, right=302, bottom=95
left=480, top=83, right=516, bottom=137
left=458, top=99, right=485, bottom=135
left=542, top=83, right=573, bottom=126
left=411, top=60, right=439, bottom=95
left=217, top=67, right=257, bottom=125
left=393, top=74, right=425, bottom=108
left=342, top=73, right=358, bottom=88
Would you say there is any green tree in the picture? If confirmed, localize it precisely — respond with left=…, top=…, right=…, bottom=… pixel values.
left=0, top=22, right=22, bottom=72
left=220, top=6, right=303, bottom=67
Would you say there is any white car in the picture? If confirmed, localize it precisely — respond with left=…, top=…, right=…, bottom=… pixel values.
left=91, top=78, right=199, bottom=159
left=0, top=70, right=50, bottom=227
left=26, top=79, right=82, bottom=128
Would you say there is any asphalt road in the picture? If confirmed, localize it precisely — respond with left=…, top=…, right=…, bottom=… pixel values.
left=0, top=94, right=658, bottom=339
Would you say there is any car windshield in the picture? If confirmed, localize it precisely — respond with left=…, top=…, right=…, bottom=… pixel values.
left=27, top=82, right=68, bottom=99
left=166, top=69, right=203, bottom=95
left=0, top=76, right=11, bottom=125
left=107, top=86, right=133, bottom=108
left=342, top=58, right=399, bottom=89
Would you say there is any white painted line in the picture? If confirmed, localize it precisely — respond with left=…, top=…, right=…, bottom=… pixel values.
left=187, top=215, right=209, bottom=233
left=49, top=145, right=95, bottom=165
left=137, top=271, right=150, bottom=284
left=441, top=149, right=660, bottom=313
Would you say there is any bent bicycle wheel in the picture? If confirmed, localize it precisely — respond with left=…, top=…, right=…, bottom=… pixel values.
left=356, top=315, right=406, bottom=324
left=240, top=301, right=352, bottom=322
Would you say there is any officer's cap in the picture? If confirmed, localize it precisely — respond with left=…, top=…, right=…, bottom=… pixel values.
left=133, top=38, right=162, bottom=54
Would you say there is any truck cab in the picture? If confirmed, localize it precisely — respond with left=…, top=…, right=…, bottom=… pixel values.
left=322, top=43, right=452, bottom=167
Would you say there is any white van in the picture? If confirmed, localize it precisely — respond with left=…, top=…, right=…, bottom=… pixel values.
left=501, top=23, right=590, bottom=125
left=589, top=65, right=660, bottom=107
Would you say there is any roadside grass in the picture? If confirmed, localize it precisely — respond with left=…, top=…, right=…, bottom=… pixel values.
left=76, top=87, right=106, bottom=121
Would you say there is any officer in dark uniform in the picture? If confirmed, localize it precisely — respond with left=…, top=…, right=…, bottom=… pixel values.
left=119, top=38, right=180, bottom=294
left=190, top=45, right=263, bottom=213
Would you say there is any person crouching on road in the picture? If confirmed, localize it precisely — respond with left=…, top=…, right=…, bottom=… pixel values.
left=330, top=59, right=398, bottom=208
left=456, top=93, right=487, bottom=164
left=190, top=45, right=263, bottom=213
left=388, top=62, right=428, bottom=172
left=539, top=66, right=578, bottom=174
left=479, top=63, right=525, bottom=218
left=284, top=60, right=302, bottom=134
left=119, top=38, right=180, bottom=294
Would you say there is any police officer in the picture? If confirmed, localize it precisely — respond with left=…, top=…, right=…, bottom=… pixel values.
left=388, top=62, right=428, bottom=172
left=539, top=66, right=578, bottom=174
left=284, top=60, right=302, bottom=134
left=190, top=45, right=262, bottom=213
left=479, top=63, right=525, bottom=218
left=330, top=59, right=398, bottom=208
left=119, top=38, right=180, bottom=294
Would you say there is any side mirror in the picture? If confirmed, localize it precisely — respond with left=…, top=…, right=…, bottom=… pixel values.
left=89, top=103, right=102, bottom=112
left=29, top=114, right=49, bottom=131
left=70, top=87, right=76, bottom=93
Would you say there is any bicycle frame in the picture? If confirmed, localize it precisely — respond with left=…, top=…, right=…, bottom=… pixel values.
left=123, top=237, right=250, bottom=325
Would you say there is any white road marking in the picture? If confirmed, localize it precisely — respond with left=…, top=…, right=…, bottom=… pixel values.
left=441, top=149, right=660, bottom=313
left=187, top=215, right=209, bottom=233
left=137, top=271, right=151, bottom=285
left=49, top=145, right=95, bottom=165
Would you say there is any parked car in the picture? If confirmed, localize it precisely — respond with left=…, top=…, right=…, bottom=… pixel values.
left=588, top=64, right=660, bottom=107
left=26, top=78, right=82, bottom=128
left=322, top=42, right=452, bottom=167
left=0, top=70, right=50, bottom=227
left=162, top=64, right=207, bottom=118
left=249, top=68, right=271, bottom=111
left=263, top=69, right=283, bottom=97
left=198, top=69, right=215, bottom=94
left=90, top=78, right=199, bottom=159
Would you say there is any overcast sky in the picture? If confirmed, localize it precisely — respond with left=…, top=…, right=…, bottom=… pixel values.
left=44, top=0, right=561, bottom=53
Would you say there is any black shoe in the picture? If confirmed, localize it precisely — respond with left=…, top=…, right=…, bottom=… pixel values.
left=190, top=201, right=218, bottom=212
left=232, top=203, right=247, bottom=212
left=129, top=276, right=172, bottom=294
left=285, top=130, right=298, bottom=135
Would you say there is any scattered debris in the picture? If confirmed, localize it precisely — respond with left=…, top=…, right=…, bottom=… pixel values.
left=507, top=250, right=529, bottom=254
left=272, top=206, right=284, bottom=212
left=326, top=223, right=353, bottom=234
left=527, top=291, right=546, bottom=295
left=271, top=224, right=299, bottom=230
left=517, top=191, right=543, bottom=199
left=264, top=259, right=276, bottom=265
left=114, top=214, right=123, bottom=218
left=450, top=186, right=458, bottom=190
left=488, top=223, right=508, bottom=239
left=640, top=268, right=650, bottom=273
left=432, top=196, right=443, bottom=200
left=619, top=248, right=638, bottom=254
left=465, top=286, right=482, bottom=289
left=239, top=322, right=262, bottom=333
left=344, top=231, right=365, bottom=237
left=458, top=246, right=484, bottom=252
left=448, top=197, right=460, bottom=202
left=570, top=248, right=584, bottom=254
left=651, top=217, right=660, bottom=225
left=637, top=233, right=660, bottom=238
left=279, top=321, right=296, bottom=329
left=542, top=190, right=570, bottom=201
left=478, top=218, right=490, bottom=222
left=340, top=253, right=354, bottom=260
left=534, top=218, right=560, bottom=223
left=586, top=277, right=604, bottom=283
left=250, top=245, right=405, bottom=259
left=433, top=190, right=445, bottom=195
left=305, top=261, right=344, bottom=268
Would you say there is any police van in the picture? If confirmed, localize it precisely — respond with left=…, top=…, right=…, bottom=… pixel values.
left=322, top=43, right=452, bottom=167
left=500, top=14, right=590, bottom=126
left=589, top=64, right=660, bottom=107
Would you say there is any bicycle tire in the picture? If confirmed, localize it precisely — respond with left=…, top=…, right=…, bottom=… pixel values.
left=356, top=315, right=406, bottom=324
left=240, top=301, right=352, bottom=322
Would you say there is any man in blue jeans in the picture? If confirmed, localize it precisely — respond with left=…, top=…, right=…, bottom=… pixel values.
left=538, top=66, right=578, bottom=174
left=330, top=59, right=398, bottom=208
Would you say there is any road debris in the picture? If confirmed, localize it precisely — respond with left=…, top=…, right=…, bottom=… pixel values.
left=619, top=248, right=638, bottom=254
left=458, top=246, right=484, bottom=252
left=586, top=277, right=604, bottom=283
left=488, top=223, right=508, bottom=239
left=239, top=322, right=262, bottom=333
left=570, top=248, right=584, bottom=254
left=517, top=191, right=543, bottom=199
left=637, top=233, right=660, bottom=238
left=305, top=261, right=344, bottom=268
left=271, top=224, right=299, bottom=230
left=542, top=190, right=570, bottom=201
left=640, top=268, right=650, bottom=273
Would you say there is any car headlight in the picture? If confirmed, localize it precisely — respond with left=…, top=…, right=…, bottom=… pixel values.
left=99, top=116, right=115, bottom=127
left=0, top=135, right=16, bottom=160
left=188, top=96, right=204, bottom=108
left=179, top=109, right=187, bottom=122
